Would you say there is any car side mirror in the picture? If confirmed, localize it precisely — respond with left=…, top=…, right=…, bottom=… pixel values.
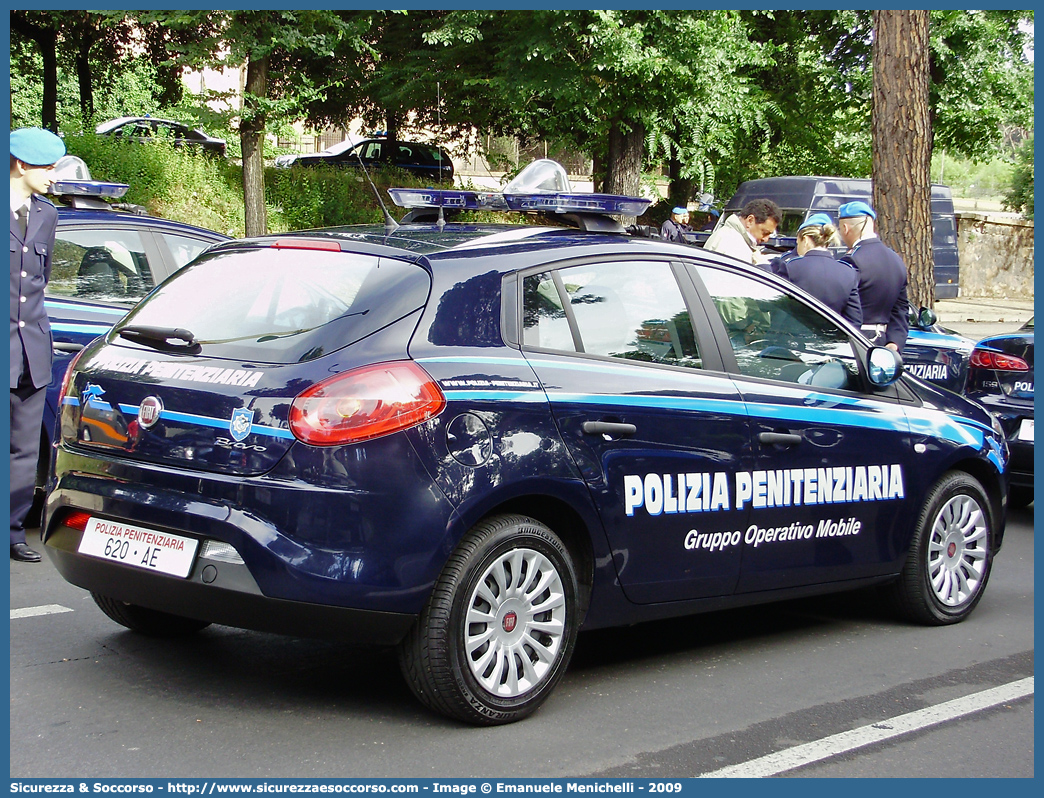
left=867, top=346, right=903, bottom=386
left=918, top=307, right=938, bottom=328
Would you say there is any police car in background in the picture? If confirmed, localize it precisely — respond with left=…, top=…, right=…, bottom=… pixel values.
left=44, top=160, right=1008, bottom=726
left=30, top=157, right=230, bottom=519
left=966, top=317, right=1034, bottom=509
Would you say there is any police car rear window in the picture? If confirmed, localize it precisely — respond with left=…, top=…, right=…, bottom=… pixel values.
left=113, top=247, right=429, bottom=364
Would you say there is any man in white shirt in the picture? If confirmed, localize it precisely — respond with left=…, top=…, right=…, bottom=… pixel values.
left=704, top=198, right=782, bottom=266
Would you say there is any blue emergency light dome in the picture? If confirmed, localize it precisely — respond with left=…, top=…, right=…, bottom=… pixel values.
left=387, top=158, right=651, bottom=219
left=49, top=155, right=129, bottom=199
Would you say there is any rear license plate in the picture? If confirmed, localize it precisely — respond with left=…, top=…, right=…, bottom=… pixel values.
left=78, top=517, right=199, bottom=578
left=1018, top=418, right=1034, bottom=442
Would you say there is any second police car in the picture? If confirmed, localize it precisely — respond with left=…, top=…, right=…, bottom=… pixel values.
left=30, top=158, right=230, bottom=519
left=44, top=161, right=1009, bottom=726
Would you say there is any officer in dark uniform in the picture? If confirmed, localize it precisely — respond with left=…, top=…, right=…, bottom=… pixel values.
left=837, top=201, right=909, bottom=351
left=770, top=213, right=862, bottom=325
left=10, top=127, right=66, bottom=562
left=660, top=206, right=690, bottom=242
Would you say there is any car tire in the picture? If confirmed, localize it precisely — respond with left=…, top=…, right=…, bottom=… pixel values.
left=398, top=514, right=580, bottom=725
left=1007, top=486, right=1033, bottom=510
left=90, top=592, right=211, bottom=637
left=883, top=471, right=994, bottom=625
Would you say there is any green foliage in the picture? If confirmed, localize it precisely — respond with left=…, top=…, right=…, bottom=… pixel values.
left=63, top=132, right=249, bottom=235
left=931, top=152, right=1014, bottom=198
left=12, top=9, right=1035, bottom=226
left=267, top=165, right=429, bottom=229
left=929, top=10, right=1035, bottom=161
left=1003, top=137, right=1034, bottom=220
left=62, top=135, right=449, bottom=235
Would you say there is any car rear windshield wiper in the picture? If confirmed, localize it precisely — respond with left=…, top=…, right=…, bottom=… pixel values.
left=118, top=325, right=201, bottom=352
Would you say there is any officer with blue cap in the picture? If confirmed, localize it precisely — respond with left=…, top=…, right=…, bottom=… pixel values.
left=770, top=213, right=862, bottom=325
left=837, top=200, right=909, bottom=351
left=660, top=205, right=691, bottom=242
left=10, top=126, right=66, bottom=562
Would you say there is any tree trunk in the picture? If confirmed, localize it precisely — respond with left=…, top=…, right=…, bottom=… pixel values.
left=604, top=118, right=645, bottom=225
left=75, top=42, right=94, bottom=125
left=12, top=14, right=60, bottom=132
left=385, top=110, right=399, bottom=142
left=39, top=33, right=59, bottom=133
left=872, top=10, right=934, bottom=308
left=591, top=149, right=605, bottom=194
left=240, top=54, right=269, bottom=237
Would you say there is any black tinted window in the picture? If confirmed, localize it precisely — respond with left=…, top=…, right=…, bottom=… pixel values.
left=115, top=247, right=429, bottom=364
left=51, top=228, right=155, bottom=305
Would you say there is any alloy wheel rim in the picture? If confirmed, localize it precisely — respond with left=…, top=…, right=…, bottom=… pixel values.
left=927, top=494, right=988, bottom=607
left=464, top=547, right=567, bottom=698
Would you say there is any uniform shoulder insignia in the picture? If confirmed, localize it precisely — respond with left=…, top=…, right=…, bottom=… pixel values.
left=32, top=194, right=56, bottom=209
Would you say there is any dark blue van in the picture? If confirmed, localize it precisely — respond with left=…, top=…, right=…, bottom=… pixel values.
left=708, top=176, right=960, bottom=299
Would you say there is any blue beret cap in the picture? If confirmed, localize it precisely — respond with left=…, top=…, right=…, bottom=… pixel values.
left=10, top=127, right=66, bottom=166
left=672, top=206, right=687, bottom=215
left=800, top=213, right=833, bottom=230
left=837, top=200, right=876, bottom=220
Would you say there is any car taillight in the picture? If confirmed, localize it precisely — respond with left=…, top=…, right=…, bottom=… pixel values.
left=58, top=348, right=87, bottom=402
left=969, top=348, right=1030, bottom=372
left=62, top=510, right=92, bottom=531
left=289, top=361, right=446, bottom=446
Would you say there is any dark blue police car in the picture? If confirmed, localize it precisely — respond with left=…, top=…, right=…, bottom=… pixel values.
left=44, top=161, right=1009, bottom=725
left=966, top=317, right=1034, bottom=509
left=30, top=159, right=230, bottom=518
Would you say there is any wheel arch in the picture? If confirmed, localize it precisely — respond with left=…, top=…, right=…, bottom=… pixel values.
left=475, top=493, right=597, bottom=622
left=947, top=456, right=1007, bottom=548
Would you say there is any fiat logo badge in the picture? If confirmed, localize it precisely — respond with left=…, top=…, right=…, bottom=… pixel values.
left=502, top=611, right=518, bottom=633
left=138, top=396, right=163, bottom=429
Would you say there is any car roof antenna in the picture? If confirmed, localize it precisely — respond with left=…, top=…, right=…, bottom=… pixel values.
left=352, top=141, right=399, bottom=231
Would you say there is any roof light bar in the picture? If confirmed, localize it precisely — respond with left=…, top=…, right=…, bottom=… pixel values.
left=50, top=180, right=130, bottom=199
left=503, top=193, right=650, bottom=216
left=386, top=158, right=651, bottom=218
left=387, top=188, right=506, bottom=211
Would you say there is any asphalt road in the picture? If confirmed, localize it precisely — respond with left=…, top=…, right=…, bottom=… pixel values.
left=9, top=501, right=1033, bottom=779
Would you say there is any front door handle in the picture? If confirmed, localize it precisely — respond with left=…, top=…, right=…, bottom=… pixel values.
left=759, top=431, right=803, bottom=447
left=582, top=421, right=637, bottom=438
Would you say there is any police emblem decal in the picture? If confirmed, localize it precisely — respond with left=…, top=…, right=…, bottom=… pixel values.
left=138, top=396, right=163, bottom=429
left=230, top=408, right=254, bottom=442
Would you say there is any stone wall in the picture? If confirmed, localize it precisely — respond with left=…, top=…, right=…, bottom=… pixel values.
left=956, top=213, right=1034, bottom=298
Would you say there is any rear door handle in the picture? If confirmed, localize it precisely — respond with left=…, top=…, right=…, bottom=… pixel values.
left=582, top=421, right=637, bottom=438
left=759, top=431, right=803, bottom=447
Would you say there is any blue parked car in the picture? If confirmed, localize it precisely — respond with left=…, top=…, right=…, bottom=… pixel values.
left=28, top=158, right=230, bottom=520
left=966, top=317, right=1034, bottom=509
left=44, top=161, right=1008, bottom=725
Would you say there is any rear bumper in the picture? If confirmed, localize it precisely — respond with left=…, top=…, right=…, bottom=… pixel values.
left=45, top=523, right=415, bottom=645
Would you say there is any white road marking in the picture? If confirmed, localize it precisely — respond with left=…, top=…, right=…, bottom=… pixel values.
left=10, top=604, right=74, bottom=620
left=700, top=677, right=1034, bottom=778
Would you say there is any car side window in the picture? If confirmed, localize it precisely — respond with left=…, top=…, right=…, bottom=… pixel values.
left=158, top=233, right=213, bottom=270
left=696, top=263, right=859, bottom=390
left=50, top=228, right=154, bottom=305
left=522, top=261, right=702, bottom=369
